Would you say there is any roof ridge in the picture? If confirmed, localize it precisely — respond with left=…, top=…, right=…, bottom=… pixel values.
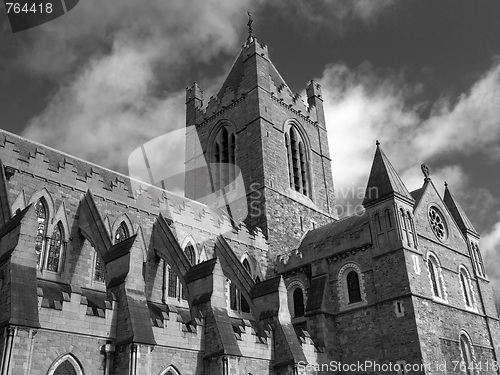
left=443, top=185, right=478, bottom=235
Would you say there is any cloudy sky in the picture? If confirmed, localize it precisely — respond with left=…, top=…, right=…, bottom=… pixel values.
left=1, top=0, right=499, bottom=294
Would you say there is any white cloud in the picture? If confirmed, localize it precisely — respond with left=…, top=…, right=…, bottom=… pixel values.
left=20, top=0, right=263, bottom=173
left=11, top=0, right=257, bottom=77
left=22, top=40, right=185, bottom=173
left=481, top=222, right=500, bottom=296
left=14, top=1, right=500, bottom=260
left=320, top=60, right=500, bottom=295
left=321, top=63, right=420, bottom=199
left=17, top=0, right=402, bottom=177
left=413, top=62, right=500, bottom=162
left=321, top=59, right=500, bottom=215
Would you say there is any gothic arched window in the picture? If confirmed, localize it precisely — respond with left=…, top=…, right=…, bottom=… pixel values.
left=346, top=271, right=362, bottom=304
left=293, top=288, right=305, bottom=317
left=239, top=258, right=252, bottom=313
left=46, top=222, right=63, bottom=272
left=460, top=271, right=471, bottom=307
left=459, top=267, right=475, bottom=309
left=242, top=259, right=251, bottom=275
left=94, top=249, right=105, bottom=282
left=285, top=126, right=309, bottom=196
left=459, top=333, right=475, bottom=375
left=114, top=221, right=129, bottom=244
left=180, top=243, right=196, bottom=300
left=168, top=266, right=178, bottom=298
left=184, top=244, right=196, bottom=265
left=48, top=354, right=83, bottom=375
left=427, top=253, right=445, bottom=300
left=470, top=242, right=486, bottom=278
left=35, top=198, right=48, bottom=269
left=212, top=126, right=236, bottom=192
left=54, top=360, right=77, bottom=375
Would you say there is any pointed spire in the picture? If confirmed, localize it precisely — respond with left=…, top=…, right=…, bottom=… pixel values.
left=215, top=23, right=293, bottom=102
left=443, top=183, right=478, bottom=236
left=363, top=142, right=414, bottom=208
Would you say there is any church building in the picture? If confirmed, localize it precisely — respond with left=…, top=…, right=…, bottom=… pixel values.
left=0, top=27, right=499, bottom=375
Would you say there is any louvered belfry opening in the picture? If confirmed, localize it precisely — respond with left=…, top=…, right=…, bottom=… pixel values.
left=214, top=127, right=236, bottom=193
left=286, top=126, right=308, bottom=196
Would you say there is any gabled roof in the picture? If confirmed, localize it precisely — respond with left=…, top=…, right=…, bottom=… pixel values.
left=298, top=213, right=368, bottom=252
left=443, top=184, right=478, bottom=236
left=250, top=276, right=281, bottom=299
left=410, top=186, right=425, bottom=205
left=362, top=144, right=414, bottom=207
left=275, top=211, right=371, bottom=273
left=184, top=258, right=217, bottom=283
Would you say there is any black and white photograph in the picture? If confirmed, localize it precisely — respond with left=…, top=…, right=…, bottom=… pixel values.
left=0, top=1, right=499, bottom=374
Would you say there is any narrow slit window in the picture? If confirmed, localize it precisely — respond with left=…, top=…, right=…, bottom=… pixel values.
left=168, top=267, right=178, bottom=298
left=375, top=213, right=382, bottom=233
left=94, top=250, right=105, bottom=282
left=35, top=198, right=48, bottom=269
left=407, top=212, right=415, bottom=247
left=385, top=209, right=392, bottom=229
left=293, top=288, right=305, bottom=317
left=400, top=208, right=410, bottom=245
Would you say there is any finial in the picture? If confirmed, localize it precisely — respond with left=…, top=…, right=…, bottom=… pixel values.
left=421, top=164, right=430, bottom=181
left=444, top=181, right=448, bottom=188
left=375, top=140, right=380, bottom=147
left=247, top=11, right=253, bottom=37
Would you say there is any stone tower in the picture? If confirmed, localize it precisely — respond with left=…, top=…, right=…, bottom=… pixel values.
left=184, top=34, right=336, bottom=266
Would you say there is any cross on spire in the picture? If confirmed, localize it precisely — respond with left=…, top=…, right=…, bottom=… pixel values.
left=421, top=164, right=430, bottom=181
left=247, top=11, right=253, bottom=37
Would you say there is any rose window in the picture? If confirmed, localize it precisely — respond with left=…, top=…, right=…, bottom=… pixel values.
left=428, top=207, right=447, bottom=241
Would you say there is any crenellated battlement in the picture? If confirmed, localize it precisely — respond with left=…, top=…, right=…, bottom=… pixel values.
left=0, top=129, right=269, bottom=251
left=37, top=280, right=117, bottom=338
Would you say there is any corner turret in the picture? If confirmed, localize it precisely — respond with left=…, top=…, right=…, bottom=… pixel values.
left=306, top=80, right=325, bottom=127
left=362, top=141, right=414, bottom=208
left=363, top=141, right=416, bottom=253
left=186, top=82, right=204, bottom=126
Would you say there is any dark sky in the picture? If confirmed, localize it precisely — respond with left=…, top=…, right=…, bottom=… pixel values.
left=1, top=0, right=500, bottom=286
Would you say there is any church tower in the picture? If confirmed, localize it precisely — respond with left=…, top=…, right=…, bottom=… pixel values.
left=184, top=26, right=336, bottom=266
